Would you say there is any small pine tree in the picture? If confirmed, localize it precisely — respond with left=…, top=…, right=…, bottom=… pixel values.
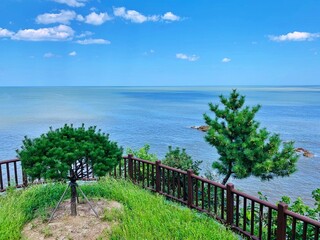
left=17, top=124, right=123, bottom=216
left=163, top=146, right=202, bottom=175
left=204, top=89, right=298, bottom=185
left=126, top=144, right=158, bottom=162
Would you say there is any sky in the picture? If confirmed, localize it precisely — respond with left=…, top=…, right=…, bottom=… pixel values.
left=0, top=0, right=319, bottom=86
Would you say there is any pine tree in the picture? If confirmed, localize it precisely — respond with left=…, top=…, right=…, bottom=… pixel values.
left=204, top=89, right=298, bottom=185
left=17, top=124, right=123, bottom=216
left=163, top=146, right=202, bottom=175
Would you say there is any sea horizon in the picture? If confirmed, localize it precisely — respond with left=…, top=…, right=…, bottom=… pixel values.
left=1, top=85, right=320, bottom=87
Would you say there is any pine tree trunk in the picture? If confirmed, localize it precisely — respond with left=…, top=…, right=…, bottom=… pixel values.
left=222, top=171, right=232, bottom=185
left=70, top=182, right=77, bottom=216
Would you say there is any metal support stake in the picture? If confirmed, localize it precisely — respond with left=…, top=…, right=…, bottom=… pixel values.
left=48, top=183, right=70, bottom=223
left=77, top=184, right=99, bottom=218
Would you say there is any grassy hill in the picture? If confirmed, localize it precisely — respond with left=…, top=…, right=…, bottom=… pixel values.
left=0, top=178, right=236, bottom=240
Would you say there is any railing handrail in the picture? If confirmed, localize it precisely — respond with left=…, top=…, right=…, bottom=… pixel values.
left=232, top=188, right=278, bottom=210
left=285, top=208, right=320, bottom=228
left=0, top=158, right=20, bottom=164
left=192, top=174, right=227, bottom=189
left=160, top=164, right=187, bottom=175
left=123, top=155, right=156, bottom=165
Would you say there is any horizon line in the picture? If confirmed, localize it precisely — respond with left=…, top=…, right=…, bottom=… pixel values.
left=1, top=85, right=320, bottom=88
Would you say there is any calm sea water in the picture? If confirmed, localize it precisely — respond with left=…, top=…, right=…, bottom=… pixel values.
left=0, top=86, right=319, bottom=205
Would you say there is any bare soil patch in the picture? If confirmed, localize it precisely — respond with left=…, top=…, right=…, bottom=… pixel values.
left=22, top=199, right=123, bottom=240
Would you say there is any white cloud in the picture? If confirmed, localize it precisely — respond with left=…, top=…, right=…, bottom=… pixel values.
left=36, top=10, right=113, bottom=26
left=52, top=0, right=86, bottom=7
left=162, top=12, right=180, bottom=21
left=113, top=7, right=126, bottom=17
left=12, top=25, right=74, bottom=41
left=143, top=49, right=155, bottom=56
left=76, top=14, right=85, bottom=21
left=176, top=53, right=199, bottom=62
left=222, top=57, right=231, bottom=63
left=113, top=7, right=161, bottom=23
left=113, top=7, right=181, bottom=23
left=148, top=15, right=160, bottom=22
left=44, top=52, right=56, bottom=58
left=114, top=7, right=147, bottom=23
left=76, top=31, right=93, bottom=38
left=269, top=31, right=320, bottom=42
left=69, top=51, right=77, bottom=56
left=0, top=28, right=14, bottom=37
left=84, top=12, right=112, bottom=25
left=36, top=10, right=77, bottom=25
left=76, top=38, right=110, bottom=45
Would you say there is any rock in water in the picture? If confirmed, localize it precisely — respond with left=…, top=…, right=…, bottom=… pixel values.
left=191, top=125, right=209, bottom=132
left=303, top=151, right=314, bottom=158
left=295, top=148, right=314, bottom=158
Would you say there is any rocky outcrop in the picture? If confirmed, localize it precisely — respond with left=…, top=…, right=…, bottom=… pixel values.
left=295, top=148, right=314, bottom=158
left=191, top=125, right=209, bottom=132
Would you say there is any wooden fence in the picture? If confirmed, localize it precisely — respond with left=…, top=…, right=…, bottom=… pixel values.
left=1, top=156, right=319, bottom=240
left=0, top=159, right=26, bottom=192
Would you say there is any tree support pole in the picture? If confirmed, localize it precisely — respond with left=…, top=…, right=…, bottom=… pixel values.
left=48, top=182, right=99, bottom=222
left=77, top=184, right=99, bottom=218
left=48, top=183, right=70, bottom=222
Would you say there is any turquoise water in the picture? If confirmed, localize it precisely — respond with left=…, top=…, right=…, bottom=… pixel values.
left=0, top=86, right=319, bottom=205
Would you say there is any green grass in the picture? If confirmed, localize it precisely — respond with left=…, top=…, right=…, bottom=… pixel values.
left=0, top=178, right=237, bottom=240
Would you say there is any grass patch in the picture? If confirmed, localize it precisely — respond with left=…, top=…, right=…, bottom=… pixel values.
left=102, top=207, right=124, bottom=222
left=0, top=178, right=236, bottom=240
left=0, top=184, right=66, bottom=240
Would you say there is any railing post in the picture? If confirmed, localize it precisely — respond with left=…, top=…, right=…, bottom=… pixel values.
left=6, top=163, right=10, bottom=187
left=128, top=154, right=133, bottom=180
left=0, top=163, right=3, bottom=190
left=155, top=160, right=161, bottom=193
left=187, top=169, right=194, bottom=208
left=276, top=202, right=288, bottom=240
left=226, top=183, right=234, bottom=225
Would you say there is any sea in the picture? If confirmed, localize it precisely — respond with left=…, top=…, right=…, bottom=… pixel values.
left=0, top=86, right=319, bottom=206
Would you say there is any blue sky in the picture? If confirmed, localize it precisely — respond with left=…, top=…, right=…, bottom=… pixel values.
left=0, top=0, right=319, bottom=86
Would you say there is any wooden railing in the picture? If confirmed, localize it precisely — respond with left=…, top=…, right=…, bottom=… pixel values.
left=115, top=155, right=320, bottom=240
left=1, top=156, right=319, bottom=240
left=0, top=159, right=26, bottom=192
left=0, top=158, right=94, bottom=192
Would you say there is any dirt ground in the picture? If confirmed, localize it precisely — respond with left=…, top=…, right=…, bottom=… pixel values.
left=22, top=199, right=123, bottom=240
